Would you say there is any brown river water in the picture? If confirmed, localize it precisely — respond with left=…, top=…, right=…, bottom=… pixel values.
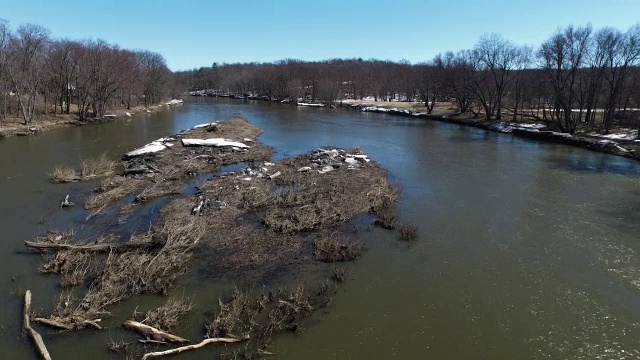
left=1, top=97, right=640, bottom=359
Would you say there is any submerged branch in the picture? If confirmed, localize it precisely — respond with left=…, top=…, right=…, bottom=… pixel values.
left=123, top=320, right=189, bottom=344
left=141, top=335, right=249, bottom=360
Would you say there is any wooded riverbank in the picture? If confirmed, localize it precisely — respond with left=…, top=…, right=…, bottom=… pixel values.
left=0, top=100, right=183, bottom=138
left=193, top=93, right=640, bottom=162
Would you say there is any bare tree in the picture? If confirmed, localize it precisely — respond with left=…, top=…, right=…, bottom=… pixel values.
left=473, top=34, right=521, bottom=120
left=508, top=46, right=533, bottom=121
left=538, top=25, right=592, bottom=133
left=6, top=23, right=50, bottom=125
left=600, top=24, right=640, bottom=133
left=137, top=50, right=170, bottom=106
left=0, top=19, right=10, bottom=122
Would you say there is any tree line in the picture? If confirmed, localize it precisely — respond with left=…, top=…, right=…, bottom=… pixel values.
left=176, top=23, right=640, bottom=135
left=0, top=19, right=174, bottom=125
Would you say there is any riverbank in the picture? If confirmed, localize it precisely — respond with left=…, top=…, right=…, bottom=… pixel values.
left=193, top=94, right=640, bottom=161
left=0, top=100, right=184, bottom=139
left=344, top=101, right=640, bottom=161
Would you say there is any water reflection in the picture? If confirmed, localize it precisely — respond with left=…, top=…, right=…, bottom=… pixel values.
left=2, top=98, right=640, bottom=359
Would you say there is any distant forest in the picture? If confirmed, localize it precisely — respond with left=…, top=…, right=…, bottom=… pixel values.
left=1, top=18, right=639, bottom=135
left=175, top=23, right=640, bottom=134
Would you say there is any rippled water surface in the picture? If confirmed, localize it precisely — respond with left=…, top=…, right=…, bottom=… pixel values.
left=2, top=98, right=640, bottom=359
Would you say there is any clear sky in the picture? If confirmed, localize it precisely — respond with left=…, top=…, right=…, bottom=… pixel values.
left=1, top=0, right=639, bottom=71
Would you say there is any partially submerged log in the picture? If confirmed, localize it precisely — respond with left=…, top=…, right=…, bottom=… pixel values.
left=141, top=335, right=249, bottom=360
left=123, top=320, right=189, bottom=344
left=25, top=240, right=157, bottom=253
left=24, top=291, right=52, bottom=360
left=32, top=317, right=102, bottom=331
left=33, top=317, right=74, bottom=330
left=191, top=196, right=205, bottom=215
left=60, top=194, right=75, bottom=208
left=23, top=291, right=31, bottom=330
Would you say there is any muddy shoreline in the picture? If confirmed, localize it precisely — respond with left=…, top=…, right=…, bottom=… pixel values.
left=344, top=103, right=640, bottom=161
left=194, top=94, right=640, bottom=162
left=21, top=115, right=401, bottom=359
left=0, top=100, right=183, bottom=139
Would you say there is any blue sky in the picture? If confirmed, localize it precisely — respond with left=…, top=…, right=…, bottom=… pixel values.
left=2, top=0, right=639, bottom=71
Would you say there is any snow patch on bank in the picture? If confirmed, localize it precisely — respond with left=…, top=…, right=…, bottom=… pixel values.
left=181, top=138, right=250, bottom=148
left=125, top=138, right=175, bottom=157
left=589, top=129, right=638, bottom=141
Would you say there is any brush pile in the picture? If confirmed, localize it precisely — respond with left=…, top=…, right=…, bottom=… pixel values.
left=26, top=115, right=400, bottom=358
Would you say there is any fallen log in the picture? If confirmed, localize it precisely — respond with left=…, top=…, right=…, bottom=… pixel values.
left=139, top=339, right=169, bottom=345
left=24, top=241, right=157, bottom=252
left=23, top=291, right=31, bottom=330
left=268, top=171, right=281, bottom=180
left=81, top=319, right=104, bottom=330
left=33, top=317, right=74, bottom=330
left=123, top=320, right=189, bottom=344
left=33, top=317, right=102, bottom=331
left=141, top=335, right=249, bottom=360
left=191, top=196, right=205, bottom=216
left=24, top=291, right=52, bottom=360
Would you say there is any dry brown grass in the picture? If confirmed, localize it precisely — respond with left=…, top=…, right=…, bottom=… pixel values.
left=41, top=212, right=206, bottom=327
left=184, top=146, right=398, bottom=276
left=50, top=153, right=117, bottom=183
left=50, top=166, right=80, bottom=183
left=207, top=284, right=319, bottom=358
left=41, top=244, right=100, bottom=288
left=80, top=153, right=117, bottom=178
left=85, top=177, right=145, bottom=210
left=134, top=179, right=182, bottom=203
left=81, top=116, right=271, bottom=215
left=398, top=224, right=418, bottom=242
left=206, top=288, right=253, bottom=338
left=29, top=116, right=399, bottom=357
left=138, top=296, right=194, bottom=332
left=374, top=207, right=398, bottom=229
left=35, top=231, right=96, bottom=288
left=313, top=234, right=363, bottom=262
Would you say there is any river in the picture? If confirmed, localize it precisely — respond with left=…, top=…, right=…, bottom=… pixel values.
left=2, top=97, right=640, bottom=359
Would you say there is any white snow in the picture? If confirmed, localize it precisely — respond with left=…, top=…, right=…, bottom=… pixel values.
left=510, top=123, right=546, bottom=129
left=156, top=137, right=176, bottom=142
left=318, top=166, right=335, bottom=174
left=166, top=99, right=184, bottom=106
left=125, top=140, right=171, bottom=157
left=352, top=154, right=371, bottom=162
left=181, top=138, right=250, bottom=148
left=297, top=102, right=325, bottom=107
left=589, top=129, right=638, bottom=141
left=192, top=122, right=218, bottom=129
